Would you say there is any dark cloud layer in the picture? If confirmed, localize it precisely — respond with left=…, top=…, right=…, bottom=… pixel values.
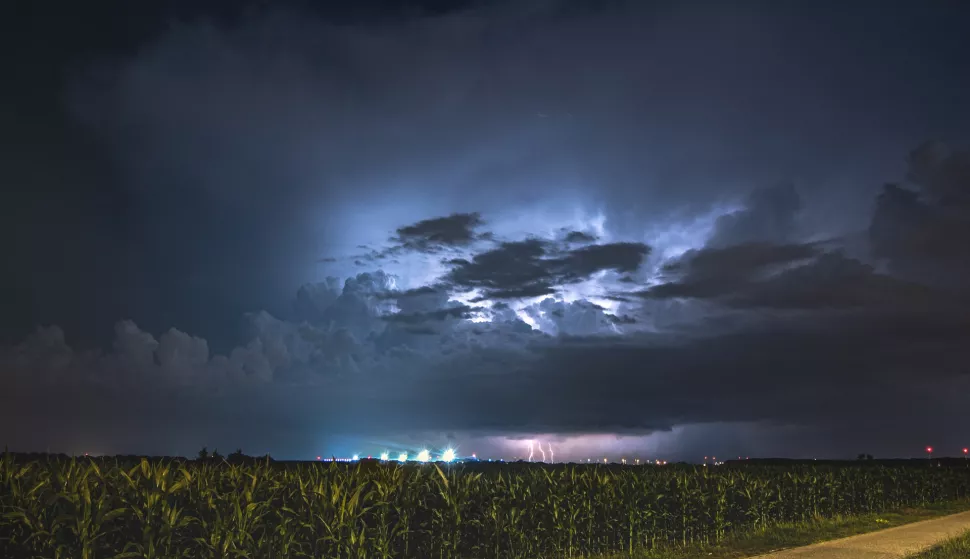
left=646, top=242, right=821, bottom=298
left=391, top=212, right=488, bottom=253
left=641, top=243, right=940, bottom=311
left=870, top=143, right=970, bottom=287
left=3, top=307, right=968, bottom=459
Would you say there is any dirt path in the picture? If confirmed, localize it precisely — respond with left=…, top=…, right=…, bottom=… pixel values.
left=752, top=510, right=970, bottom=558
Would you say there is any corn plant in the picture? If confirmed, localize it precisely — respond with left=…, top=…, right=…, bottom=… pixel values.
left=3, top=454, right=970, bottom=559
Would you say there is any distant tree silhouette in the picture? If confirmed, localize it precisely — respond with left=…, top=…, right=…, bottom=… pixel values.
left=857, top=453, right=874, bottom=460
left=228, top=448, right=246, bottom=462
left=211, top=449, right=223, bottom=461
left=197, top=447, right=209, bottom=461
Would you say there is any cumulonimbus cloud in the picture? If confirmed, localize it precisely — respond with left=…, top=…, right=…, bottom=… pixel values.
left=6, top=174, right=968, bottom=459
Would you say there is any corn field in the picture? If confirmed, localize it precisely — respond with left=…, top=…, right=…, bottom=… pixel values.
left=2, top=454, right=969, bottom=559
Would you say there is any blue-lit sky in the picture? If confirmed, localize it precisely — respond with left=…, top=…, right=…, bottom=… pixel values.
left=2, top=0, right=970, bottom=462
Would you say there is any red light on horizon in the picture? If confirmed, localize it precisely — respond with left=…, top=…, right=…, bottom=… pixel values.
left=964, top=448, right=968, bottom=454
left=927, top=447, right=933, bottom=453
left=316, top=456, right=321, bottom=460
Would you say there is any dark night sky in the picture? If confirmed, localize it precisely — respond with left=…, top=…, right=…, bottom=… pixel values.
left=1, top=0, right=969, bottom=461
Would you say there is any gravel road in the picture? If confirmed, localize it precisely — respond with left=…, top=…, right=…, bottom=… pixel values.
left=752, top=510, right=970, bottom=558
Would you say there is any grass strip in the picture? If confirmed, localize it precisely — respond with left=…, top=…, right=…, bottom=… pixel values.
left=592, top=499, right=970, bottom=559
left=906, top=528, right=970, bottom=558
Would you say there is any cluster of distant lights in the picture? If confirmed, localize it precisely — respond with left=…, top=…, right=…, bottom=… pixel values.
left=317, top=449, right=462, bottom=463
left=585, top=458, right=668, bottom=465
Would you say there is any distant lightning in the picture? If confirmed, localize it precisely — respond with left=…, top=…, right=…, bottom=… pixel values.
left=522, top=439, right=557, bottom=463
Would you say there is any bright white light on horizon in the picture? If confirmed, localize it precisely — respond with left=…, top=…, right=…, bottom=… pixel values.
left=352, top=454, right=360, bottom=461
left=441, top=448, right=456, bottom=462
left=398, top=452, right=408, bottom=462
left=380, top=452, right=389, bottom=461
left=417, top=449, right=431, bottom=462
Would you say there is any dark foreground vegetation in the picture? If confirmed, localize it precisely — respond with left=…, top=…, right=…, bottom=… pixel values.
left=2, top=451, right=970, bottom=558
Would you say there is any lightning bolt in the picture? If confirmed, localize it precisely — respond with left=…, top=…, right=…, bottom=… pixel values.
left=527, top=440, right=535, bottom=462
left=548, top=442, right=554, bottom=463
left=538, top=442, right=547, bottom=462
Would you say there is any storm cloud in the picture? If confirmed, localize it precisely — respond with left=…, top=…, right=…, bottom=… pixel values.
left=3, top=0, right=970, bottom=461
